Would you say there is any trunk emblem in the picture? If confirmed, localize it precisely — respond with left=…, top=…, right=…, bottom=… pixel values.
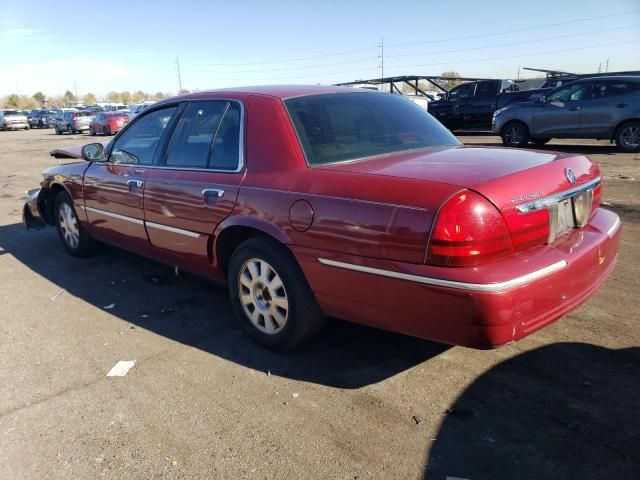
left=565, top=168, right=577, bottom=185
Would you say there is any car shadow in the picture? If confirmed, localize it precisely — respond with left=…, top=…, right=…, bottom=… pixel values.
left=0, top=222, right=448, bottom=389
left=424, top=342, right=640, bottom=480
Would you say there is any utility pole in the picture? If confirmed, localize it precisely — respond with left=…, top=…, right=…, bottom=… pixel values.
left=378, top=37, right=384, bottom=85
left=517, top=66, right=521, bottom=81
left=175, top=56, right=183, bottom=93
left=605, top=58, right=610, bottom=72
left=74, top=81, right=78, bottom=102
left=597, top=62, right=602, bottom=73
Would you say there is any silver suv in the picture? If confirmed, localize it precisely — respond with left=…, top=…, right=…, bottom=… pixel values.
left=493, top=76, right=640, bottom=152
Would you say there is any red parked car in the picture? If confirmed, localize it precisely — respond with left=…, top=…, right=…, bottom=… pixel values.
left=23, top=86, right=621, bottom=350
left=89, top=111, right=129, bottom=136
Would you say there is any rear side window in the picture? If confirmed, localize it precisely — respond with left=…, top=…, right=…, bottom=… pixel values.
left=110, top=107, right=177, bottom=165
left=285, top=92, right=458, bottom=166
left=165, top=100, right=241, bottom=170
left=592, top=81, right=639, bottom=98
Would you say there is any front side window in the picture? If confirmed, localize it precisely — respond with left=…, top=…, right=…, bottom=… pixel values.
left=285, top=92, right=459, bottom=166
left=592, top=81, right=638, bottom=98
left=110, top=106, right=177, bottom=165
left=547, top=83, right=590, bottom=103
left=448, top=83, right=474, bottom=101
left=165, top=100, right=241, bottom=170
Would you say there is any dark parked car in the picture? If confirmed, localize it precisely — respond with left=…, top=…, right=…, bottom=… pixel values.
left=23, top=86, right=620, bottom=351
left=427, top=79, right=550, bottom=131
left=89, top=112, right=129, bottom=136
left=493, top=76, right=640, bottom=151
left=54, top=110, right=94, bottom=134
left=28, top=109, right=56, bottom=128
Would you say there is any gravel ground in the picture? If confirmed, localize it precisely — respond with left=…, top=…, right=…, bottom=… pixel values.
left=0, top=128, right=638, bottom=480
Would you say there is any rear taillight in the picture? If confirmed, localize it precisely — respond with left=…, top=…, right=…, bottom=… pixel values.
left=502, top=208, right=550, bottom=253
left=427, top=191, right=514, bottom=267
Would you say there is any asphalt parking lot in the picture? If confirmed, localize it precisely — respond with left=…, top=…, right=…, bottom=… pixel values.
left=1, top=128, right=638, bottom=479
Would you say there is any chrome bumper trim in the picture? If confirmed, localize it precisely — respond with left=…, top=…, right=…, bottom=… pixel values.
left=607, top=216, right=622, bottom=239
left=318, top=258, right=569, bottom=292
left=515, top=177, right=601, bottom=213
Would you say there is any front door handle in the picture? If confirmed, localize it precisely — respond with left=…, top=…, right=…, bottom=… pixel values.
left=568, top=106, right=581, bottom=111
left=202, top=188, right=224, bottom=198
left=127, top=179, right=143, bottom=191
left=616, top=103, right=628, bottom=108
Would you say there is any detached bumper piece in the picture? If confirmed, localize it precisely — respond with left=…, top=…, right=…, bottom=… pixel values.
left=23, top=188, right=48, bottom=230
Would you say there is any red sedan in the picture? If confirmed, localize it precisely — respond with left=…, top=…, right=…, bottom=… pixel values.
left=23, top=86, right=621, bottom=350
left=89, top=111, right=129, bottom=136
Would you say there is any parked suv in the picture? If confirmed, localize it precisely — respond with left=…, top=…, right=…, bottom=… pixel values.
left=0, top=110, right=29, bottom=130
left=28, top=109, right=56, bottom=128
left=54, top=110, right=94, bottom=134
left=493, top=76, right=640, bottom=152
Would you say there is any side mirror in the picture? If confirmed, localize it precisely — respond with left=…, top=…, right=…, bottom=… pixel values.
left=82, top=143, right=106, bottom=162
left=536, top=95, right=546, bottom=104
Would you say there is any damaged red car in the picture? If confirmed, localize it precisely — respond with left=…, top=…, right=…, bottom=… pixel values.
left=23, top=86, right=621, bottom=350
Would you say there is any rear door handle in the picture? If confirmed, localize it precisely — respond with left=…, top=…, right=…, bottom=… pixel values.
left=202, top=188, right=224, bottom=198
left=127, top=179, right=143, bottom=191
left=616, top=103, right=628, bottom=108
left=568, top=106, right=581, bottom=111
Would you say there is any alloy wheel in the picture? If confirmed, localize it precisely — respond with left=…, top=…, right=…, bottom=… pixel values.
left=620, top=125, right=640, bottom=150
left=58, top=203, right=80, bottom=249
left=238, top=258, right=289, bottom=334
left=504, top=125, right=524, bottom=145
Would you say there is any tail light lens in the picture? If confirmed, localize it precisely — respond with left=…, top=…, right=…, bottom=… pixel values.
left=591, top=183, right=602, bottom=213
left=502, top=208, right=550, bottom=253
left=427, top=191, right=514, bottom=267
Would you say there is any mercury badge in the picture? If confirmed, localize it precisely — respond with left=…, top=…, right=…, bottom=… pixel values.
left=565, top=168, right=577, bottom=185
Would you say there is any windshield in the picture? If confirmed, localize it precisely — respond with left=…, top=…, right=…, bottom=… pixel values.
left=285, top=92, right=459, bottom=166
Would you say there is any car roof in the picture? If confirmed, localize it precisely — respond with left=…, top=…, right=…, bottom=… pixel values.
left=160, top=84, right=374, bottom=104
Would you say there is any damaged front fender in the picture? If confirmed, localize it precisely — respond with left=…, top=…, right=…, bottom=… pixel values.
left=23, top=187, right=53, bottom=230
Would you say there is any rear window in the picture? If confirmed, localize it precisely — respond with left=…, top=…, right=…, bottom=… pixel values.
left=76, top=111, right=93, bottom=117
left=285, top=92, right=458, bottom=166
left=111, top=112, right=129, bottom=118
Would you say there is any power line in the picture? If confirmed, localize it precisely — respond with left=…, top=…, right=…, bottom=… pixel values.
left=183, top=55, right=378, bottom=75
left=387, top=40, right=638, bottom=71
left=385, top=24, right=639, bottom=59
left=384, top=9, right=640, bottom=48
left=181, top=46, right=378, bottom=67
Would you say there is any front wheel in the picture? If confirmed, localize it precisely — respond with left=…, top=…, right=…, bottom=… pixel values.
left=615, top=122, right=640, bottom=153
left=54, top=192, right=94, bottom=257
left=501, top=121, right=530, bottom=147
left=104, top=125, right=111, bottom=136
left=227, top=237, right=325, bottom=351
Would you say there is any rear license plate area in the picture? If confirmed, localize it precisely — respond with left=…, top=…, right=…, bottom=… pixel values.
left=548, top=190, right=593, bottom=242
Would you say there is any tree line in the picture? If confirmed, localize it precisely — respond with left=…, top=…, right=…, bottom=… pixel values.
left=0, top=89, right=188, bottom=110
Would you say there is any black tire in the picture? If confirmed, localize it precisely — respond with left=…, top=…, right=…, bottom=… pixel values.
left=615, top=121, right=640, bottom=153
left=227, top=236, right=325, bottom=351
left=89, top=126, right=95, bottom=136
left=53, top=191, right=94, bottom=257
left=55, top=126, right=61, bottom=135
left=531, top=138, right=550, bottom=147
left=104, top=125, right=111, bottom=136
left=501, top=121, right=530, bottom=147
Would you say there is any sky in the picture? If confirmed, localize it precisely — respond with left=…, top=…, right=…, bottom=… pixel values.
left=1, top=0, right=639, bottom=98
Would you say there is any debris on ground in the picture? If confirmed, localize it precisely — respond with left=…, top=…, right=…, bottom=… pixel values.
left=106, top=360, right=136, bottom=377
left=292, top=393, right=300, bottom=399
left=50, top=289, right=65, bottom=301
left=412, top=415, right=423, bottom=425
left=103, top=303, right=115, bottom=310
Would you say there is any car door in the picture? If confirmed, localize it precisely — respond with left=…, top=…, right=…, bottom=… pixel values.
left=463, top=81, right=499, bottom=129
left=143, top=99, right=244, bottom=261
left=580, top=80, right=637, bottom=136
left=533, top=82, right=591, bottom=136
left=82, top=105, right=179, bottom=251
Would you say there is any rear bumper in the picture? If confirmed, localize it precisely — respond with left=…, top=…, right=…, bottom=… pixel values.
left=293, top=208, right=621, bottom=348
left=3, top=122, right=28, bottom=130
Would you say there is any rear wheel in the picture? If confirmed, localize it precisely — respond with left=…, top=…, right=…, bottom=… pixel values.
left=104, top=125, right=111, bottom=136
left=227, top=237, right=325, bottom=351
left=54, top=191, right=94, bottom=257
left=531, top=138, right=550, bottom=147
left=501, top=121, right=530, bottom=147
left=615, top=121, right=640, bottom=153
left=55, top=126, right=61, bottom=135
left=89, top=126, right=95, bottom=136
